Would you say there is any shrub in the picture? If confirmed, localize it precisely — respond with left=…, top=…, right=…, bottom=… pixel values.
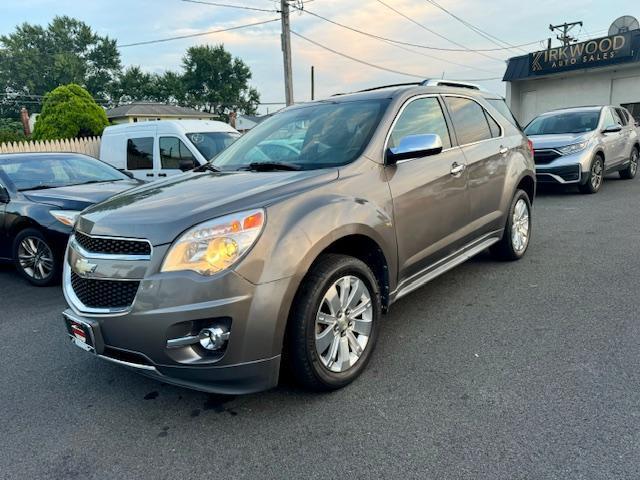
left=32, top=84, right=108, bottom=140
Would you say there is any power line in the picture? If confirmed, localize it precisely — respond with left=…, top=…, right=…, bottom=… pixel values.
left=117, top=18, right=279, bottom=48
left=292, top=30, right=501, bottom=82
left=297, top=7, right=499, bottom=74
left=374, top=0, right=504, bottom=62
left=424, top=0, right=527, bottom=54
left=300, top=7, right=539, bottom=53
left=180, top=0, right=277, bottom=12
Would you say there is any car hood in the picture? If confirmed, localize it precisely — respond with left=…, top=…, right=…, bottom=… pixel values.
left=77, top=169, right=339, bottom=245
left=22, top=180, right=141, bottom=210
left=528, top=132, right=593, bottom=150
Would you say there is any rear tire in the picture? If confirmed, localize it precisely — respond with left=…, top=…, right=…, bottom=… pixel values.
left=13, top=228, right=60, bottom=286
left=579, top=155, right=604, bottom=194
left=619, top=146, right=638, bottom=180
left=285, top=254, right=381, bottom=391
left=490, top=189, right=532, bottom=261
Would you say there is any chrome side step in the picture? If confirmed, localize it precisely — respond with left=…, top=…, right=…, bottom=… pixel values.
left=392, top=234, right=501, bottom=302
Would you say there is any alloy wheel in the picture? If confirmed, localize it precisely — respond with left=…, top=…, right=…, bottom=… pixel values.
left=631, top=149, right=638, bottom=176
left=511, top=198, right=530, bottom=254
left=591, top=159, right=603, bottom=190
left=17, top=236, right=54, bottom=280
left=315, top=275, right=373, bottom=373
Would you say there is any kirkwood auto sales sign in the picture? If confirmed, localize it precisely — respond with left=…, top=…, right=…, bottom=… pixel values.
left=529, top=32, right=634, bottom=75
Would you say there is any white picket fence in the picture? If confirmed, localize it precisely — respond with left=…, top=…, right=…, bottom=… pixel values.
left=0, top=136, right=101, bottom=158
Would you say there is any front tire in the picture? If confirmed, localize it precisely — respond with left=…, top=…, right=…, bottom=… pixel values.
left=490, top=189, right=532, bottom=261
left=286, top=254, right=381, bottom=391
left=13, top=228, right=59, bottom=286
left=619, top=146, right=638, bottom=180
left=579, top=155, right=604, bottom=194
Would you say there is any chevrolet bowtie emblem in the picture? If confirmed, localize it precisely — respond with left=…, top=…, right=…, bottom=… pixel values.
left=75, top=257, right=98, bottom=276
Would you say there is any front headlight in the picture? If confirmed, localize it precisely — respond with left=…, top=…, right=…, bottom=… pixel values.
left=50, top=210, right=80, bottom=227
left=161, top=209, right=265, bottom=275
left=558, top=141, right=588, bottom=155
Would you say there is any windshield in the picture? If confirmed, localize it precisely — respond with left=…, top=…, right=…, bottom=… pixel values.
left=186, top=132, right=240, bottom=160
left=524, top=110, right=601, bottom=135
left=211, top=99, right=390, bottom=171
left=0, top=154, right=129, bottom=191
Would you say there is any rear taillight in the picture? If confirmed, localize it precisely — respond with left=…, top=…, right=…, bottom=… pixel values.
left=527, top=138, right=534, bottom=158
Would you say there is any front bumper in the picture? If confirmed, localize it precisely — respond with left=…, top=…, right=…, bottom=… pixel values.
left=63, top=239, right=293, bottom=394
left=535, top=164, right=582, bottom=184
left=533, top=147, right=593, bottom=185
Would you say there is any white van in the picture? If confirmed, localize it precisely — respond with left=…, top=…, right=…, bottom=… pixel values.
left=100, top=120, right=240, bottom=181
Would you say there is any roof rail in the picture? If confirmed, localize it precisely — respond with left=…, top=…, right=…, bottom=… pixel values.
left=421, top=79, right=481, bottom=90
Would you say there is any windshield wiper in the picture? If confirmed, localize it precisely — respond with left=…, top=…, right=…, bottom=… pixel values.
left=18, top=185, right=57, bottom=191
left=193, top=162, right=222, bottom=173
left=242, top=161, right=302, bottom=172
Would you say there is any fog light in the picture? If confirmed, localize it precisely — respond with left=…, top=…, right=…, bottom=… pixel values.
left=198, top=327, right=230, bottom=351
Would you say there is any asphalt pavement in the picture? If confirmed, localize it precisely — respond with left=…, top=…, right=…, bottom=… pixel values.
left=1, top=176, right=640, bottom=479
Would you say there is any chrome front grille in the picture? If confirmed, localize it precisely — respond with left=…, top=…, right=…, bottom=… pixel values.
left=74, top=231, right=151, bottom=256
left=64, top=232, right=152, bottom=315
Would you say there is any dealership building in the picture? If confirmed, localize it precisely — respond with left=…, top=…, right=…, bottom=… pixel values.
left=503, top=29, right=640, bottom=125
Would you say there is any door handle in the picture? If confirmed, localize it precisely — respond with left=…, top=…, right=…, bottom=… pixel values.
left=450, top=162, right=466, bottom=176
left=158, top=173, right=167, bottom=177
left=499, top=146, right=509, bottom=155
left=146, top=173, right=154, bottom=177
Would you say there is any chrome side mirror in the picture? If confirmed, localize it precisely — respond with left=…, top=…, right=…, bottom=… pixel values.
left=386, top=134, right=443, bottom=164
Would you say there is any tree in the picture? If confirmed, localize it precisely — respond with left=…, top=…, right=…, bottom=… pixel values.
left=181, top=45, right=260, bottom=119
left=0, top=118, right=26, bottom=143
left=110, top=66, right=155, bottom=104
left=0, top=16, right=121, bottom=114
left=32, top=84, right=108, bottom=140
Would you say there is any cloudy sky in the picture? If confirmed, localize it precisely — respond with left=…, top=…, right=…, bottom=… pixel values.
left=2, top=0, right=637, bottom=112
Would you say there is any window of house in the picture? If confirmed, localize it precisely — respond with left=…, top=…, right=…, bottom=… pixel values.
left=127, top=137, right=154, bottom=170
left=444, top=97, right=492, bottom=145
left=388, top=97, right=451, bottom=150
left=159, top=137, right=197, bottom=170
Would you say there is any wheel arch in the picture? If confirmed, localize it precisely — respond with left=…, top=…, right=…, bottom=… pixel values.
left=516, top=175, right=536, bottom=204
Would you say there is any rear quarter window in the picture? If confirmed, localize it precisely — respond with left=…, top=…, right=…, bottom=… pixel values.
left=487, top=98, right=522, bottom=130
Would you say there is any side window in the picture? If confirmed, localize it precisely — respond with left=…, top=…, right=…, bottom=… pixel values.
left=388, top=97, right=451, bottom=150
left=485, top=112, right=502, bottom=138
left=615, top=108, right=628, bottom=126
left=159, top=137, right=196, bottom=170
left=127, top=137, right=154, bottom=170
left=444, top=97, right=492, bottom=145
left=602, top=108, right=617, bottom=129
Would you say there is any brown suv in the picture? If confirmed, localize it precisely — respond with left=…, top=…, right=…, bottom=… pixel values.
left=61, top=80, right=536, bottom=394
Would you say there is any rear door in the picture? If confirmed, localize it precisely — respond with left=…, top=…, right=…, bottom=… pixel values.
left=443, top=95, right=508, bottom=237
left=126, top=132, right=156, bottom=181
left=158, top=136, right=199, bottom=178
left=385, top=95, right=470, bottom=280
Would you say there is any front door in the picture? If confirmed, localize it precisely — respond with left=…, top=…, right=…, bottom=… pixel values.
left=601, top=107, right=625, bottom=168
left=385, top=95, right=470, bottom=281
left=158, top=136, right=199, bottom=178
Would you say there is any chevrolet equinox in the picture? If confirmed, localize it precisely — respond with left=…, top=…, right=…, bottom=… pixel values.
left=62, top=80, right=536, bottom=394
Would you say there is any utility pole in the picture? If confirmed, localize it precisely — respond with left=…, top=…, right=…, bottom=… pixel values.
left=549, top=21, right=583, bottom=46
left=280, top=0, right=294, bottom=106
left=311, top=65, right=315, bottom=101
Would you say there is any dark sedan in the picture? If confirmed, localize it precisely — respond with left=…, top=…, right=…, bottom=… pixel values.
left=0, top=152, right=140, bottom=286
